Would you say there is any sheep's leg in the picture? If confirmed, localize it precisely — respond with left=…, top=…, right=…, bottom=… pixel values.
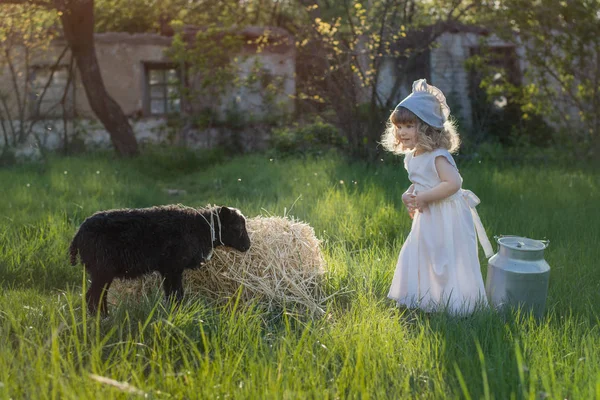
left=162, top=272, right=184, bottom=303
left=86, top=271, right=114, bottom=316
left=100, top=278, right=113, bottom=315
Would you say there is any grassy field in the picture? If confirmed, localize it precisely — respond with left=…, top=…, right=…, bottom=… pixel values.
left=0, top=148, right=599, bottom=399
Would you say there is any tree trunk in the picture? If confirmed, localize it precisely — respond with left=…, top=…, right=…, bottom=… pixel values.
left=55, top=0, right=138, bottom=156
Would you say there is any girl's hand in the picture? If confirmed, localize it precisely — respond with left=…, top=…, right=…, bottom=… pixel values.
left=402, top=192, right=418, bottom=218
left=402, top=185, right=418, bottom=218
left=408, top=208, right=416, bottom=219
left=401, top=191, right=413, bottom=208
left=413, top=193, right=429, bottom=213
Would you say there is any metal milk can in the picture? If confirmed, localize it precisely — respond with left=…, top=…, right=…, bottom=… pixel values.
left=485, top=236, right=550, bottom=319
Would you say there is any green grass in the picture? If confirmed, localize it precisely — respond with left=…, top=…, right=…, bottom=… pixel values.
left=0, top=148, right=599, bottom=399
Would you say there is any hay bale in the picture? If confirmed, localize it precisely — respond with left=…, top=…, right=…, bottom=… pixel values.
left=109, top=216, right=327, bottom=314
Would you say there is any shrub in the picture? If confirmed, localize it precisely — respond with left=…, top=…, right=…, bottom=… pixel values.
left=270, top=120, right=347, bottom=155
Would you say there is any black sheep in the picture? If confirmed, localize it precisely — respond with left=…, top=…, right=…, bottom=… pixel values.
left=69, top=204, right=251, bottom=314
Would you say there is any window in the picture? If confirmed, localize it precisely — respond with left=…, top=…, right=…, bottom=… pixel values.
left=468, top=45, right=522, bottom=143
left=144, top=64, right=182, bottom=116
left=29, top=66, right=75, bottom=119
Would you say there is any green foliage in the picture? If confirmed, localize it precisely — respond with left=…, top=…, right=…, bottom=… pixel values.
left=0, top=152, right=599, bottom=398
left=94, top=0, right=170, bottom=33
left=192, top=107, right=219, bottom=130
left=270, top=120, right=347, bottom=155
left=475, top=0, right=600, bottom=154
left=166, top=24, right=244, bottom=103
left=94, top=0, right=299, bottom=34
left=0, top=5, right=60, bottom=48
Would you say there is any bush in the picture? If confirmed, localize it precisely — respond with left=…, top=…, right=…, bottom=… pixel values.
left=270, top=120, right=347, bottom=155
left=0, top=148, right=17, bottom=166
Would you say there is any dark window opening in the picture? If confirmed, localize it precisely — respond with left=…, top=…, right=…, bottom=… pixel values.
left=144, top=64, right=183, bottom=116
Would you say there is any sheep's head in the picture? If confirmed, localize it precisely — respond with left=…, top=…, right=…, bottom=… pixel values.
left=216, top=206, right=251, bottom=252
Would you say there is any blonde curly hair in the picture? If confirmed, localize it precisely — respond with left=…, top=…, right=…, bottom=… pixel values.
left=380, top=107, right=460, bottom=155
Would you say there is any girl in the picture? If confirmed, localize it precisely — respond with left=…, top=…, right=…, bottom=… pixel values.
left=382, top=79, right=493, bottom=315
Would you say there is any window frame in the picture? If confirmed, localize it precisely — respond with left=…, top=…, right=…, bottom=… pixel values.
left=142, top=62, right=184, bottom=117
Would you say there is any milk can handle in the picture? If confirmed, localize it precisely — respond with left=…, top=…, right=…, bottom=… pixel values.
left=494, top=234, right=513, bottom=243
left=493, top=235, right=505, bottom=252
left=493, top=234, right=518, bottom=241
left=538, top=239, right=550, bottom=249
left=494, top=235, right=550, bottom=249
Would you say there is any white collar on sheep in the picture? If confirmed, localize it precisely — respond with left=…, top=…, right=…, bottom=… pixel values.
left=210, top=208, right=223, bottom=246
left=198, top=206, right=223, bottom=248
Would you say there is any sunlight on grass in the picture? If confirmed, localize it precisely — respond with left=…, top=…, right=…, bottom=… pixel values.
left=0, top=150, right=599, bottom=398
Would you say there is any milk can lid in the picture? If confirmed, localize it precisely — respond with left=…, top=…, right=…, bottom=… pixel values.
left=496, top=236, right=549, bottom=251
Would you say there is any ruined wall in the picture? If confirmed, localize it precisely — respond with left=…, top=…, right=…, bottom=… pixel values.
left=374, top=31, right=521, bottom=130
left=430, top=32, right=522, bottom=130
left=0, top=29, right=295, bottom=156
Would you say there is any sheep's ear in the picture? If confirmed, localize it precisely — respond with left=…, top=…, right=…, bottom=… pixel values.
left=218, top=206, right=232, bottom=218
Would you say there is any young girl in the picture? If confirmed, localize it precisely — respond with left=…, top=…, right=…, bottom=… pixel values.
left=382, top=79, right=493, bottom=315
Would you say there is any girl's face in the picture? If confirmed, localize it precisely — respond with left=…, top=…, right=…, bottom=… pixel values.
left=395, top=122, right=418, bottom=150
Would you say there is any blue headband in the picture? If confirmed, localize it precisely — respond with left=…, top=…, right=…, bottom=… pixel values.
left=395, top=79, right=450, bottom=129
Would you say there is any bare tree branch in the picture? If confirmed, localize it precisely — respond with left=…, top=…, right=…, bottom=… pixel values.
left=0, top=117, right=9, bottom=149
left=61, top=53, right=75, bottom=153
left=25, top=45, right=70, bottom=141
left=370, top=0, right=396, bottom=111
left=0, top=95, right=17, bottom=146
left=4, top=49, right=24, bottom=136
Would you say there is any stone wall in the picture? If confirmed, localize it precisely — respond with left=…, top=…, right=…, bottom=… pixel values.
left=9, top=118, right=272, bottom=160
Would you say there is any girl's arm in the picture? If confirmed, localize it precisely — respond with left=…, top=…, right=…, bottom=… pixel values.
left=415, top=156, right=461, bottom=206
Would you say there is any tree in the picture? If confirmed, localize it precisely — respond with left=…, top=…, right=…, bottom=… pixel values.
left=93, top=0, right=294, bottom=34
left=281, top=0, right=478, bottom=157
left=0, top=0, right=139, bottom=156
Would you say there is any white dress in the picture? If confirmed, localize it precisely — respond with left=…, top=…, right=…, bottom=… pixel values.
left=387, top=148, right=493, bottom=315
